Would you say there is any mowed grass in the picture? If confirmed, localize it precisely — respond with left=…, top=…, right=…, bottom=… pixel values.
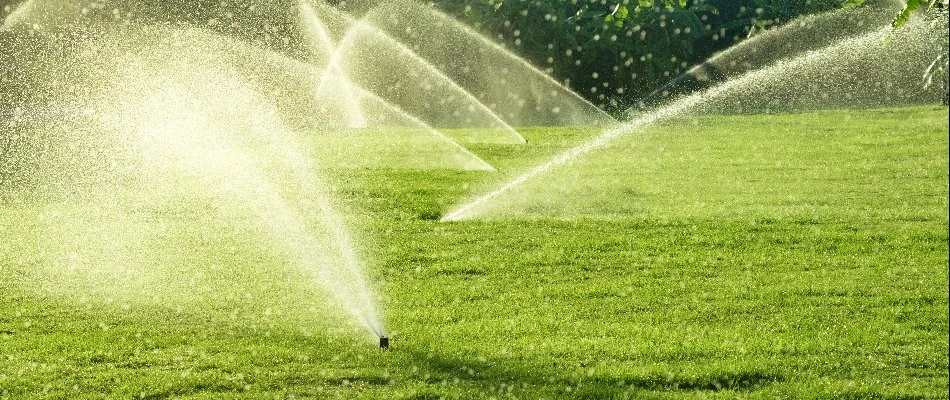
left=0, top=106, right=947, bottom=399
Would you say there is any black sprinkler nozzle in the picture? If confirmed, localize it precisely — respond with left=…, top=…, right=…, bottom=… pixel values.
left=379, top=336, right=389, bottom=349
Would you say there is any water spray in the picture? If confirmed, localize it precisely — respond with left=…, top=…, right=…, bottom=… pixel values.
left=442, top=20, right=945, bottom=221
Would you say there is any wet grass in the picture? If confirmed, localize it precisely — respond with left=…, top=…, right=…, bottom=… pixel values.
left=1, top=106, right=947, bottom=398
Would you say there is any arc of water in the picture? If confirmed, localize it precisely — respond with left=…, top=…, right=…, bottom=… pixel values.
left=345, top=82, right=496, bottom=171
left=0, top=0, right=37, bottom=31
left=370, top=1, right=615, bottom=124
left=214, top=143, right=385, bottom=336
left=297, top=0, right=368, bottom=129
left=632, top=2, right=902, bottom=112
left=78, top=23, right=390, bottom=337
left=311, top=13, right=527, bottom=144
left=198, top=25, right=495, bottom=172
left=106, top=69, right=385, bottom=336
left=262, top=122, right=385, bottom=336
left=440, top=109, right=681, bottom=221
left=442, top=25, right=907, bottom=221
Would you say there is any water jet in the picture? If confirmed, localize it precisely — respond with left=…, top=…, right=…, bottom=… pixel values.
left=298, top=0, right=526, bottom=143
left=1, top=22, right=389, bottom=339
left=358, top=0, right=617, bottom=127
left=631, top=0, right=904, bottom=112
left=443, top=16, right=947, bottom=221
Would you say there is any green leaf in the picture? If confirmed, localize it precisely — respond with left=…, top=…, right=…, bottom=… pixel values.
left=892, top=0, right=924, bottom=29
left=615, top=5, right=629, bottom=20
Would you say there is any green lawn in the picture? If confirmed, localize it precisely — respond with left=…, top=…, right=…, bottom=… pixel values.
left=1, top=106, right=947, bottom=398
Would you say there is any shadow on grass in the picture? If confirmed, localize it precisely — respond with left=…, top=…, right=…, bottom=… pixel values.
left=399, top=349, right=784, bottom=398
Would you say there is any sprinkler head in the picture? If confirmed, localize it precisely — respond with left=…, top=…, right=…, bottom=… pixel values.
left=379, top=336, right=389, bottom=349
